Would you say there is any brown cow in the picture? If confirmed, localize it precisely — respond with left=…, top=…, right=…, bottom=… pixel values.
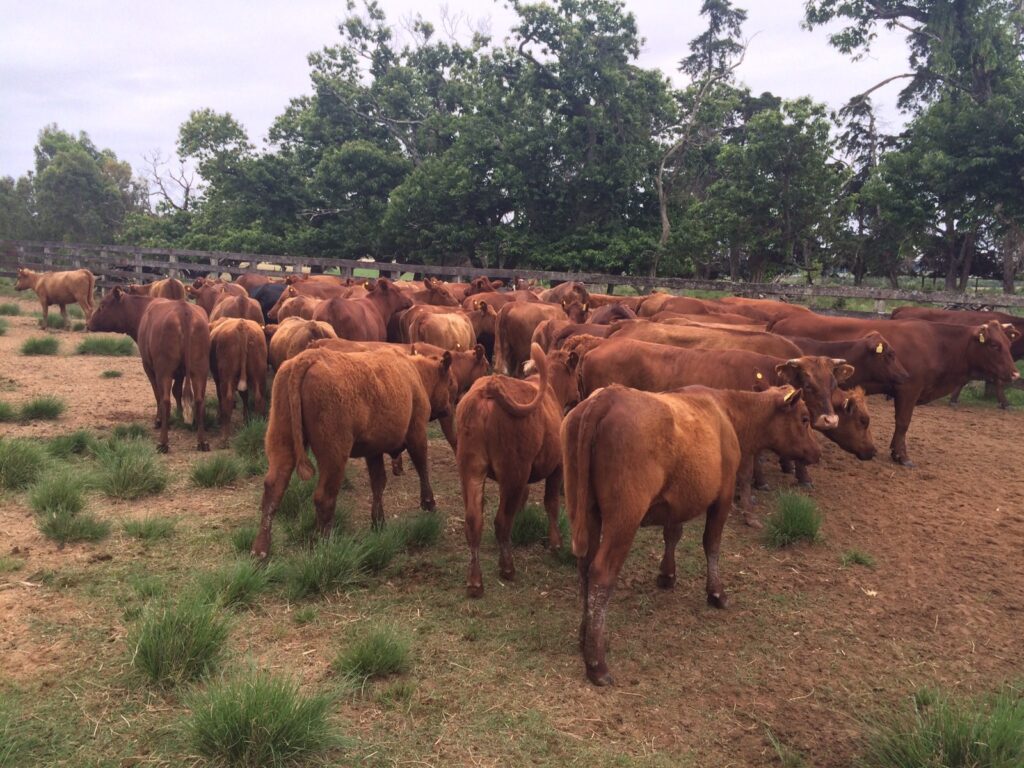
left=125, top=278, right=187, bottom=300
left=563, top=384, right=821, bottom=686
left=266, top=317, right=338, bottom=370
left=87, top=288, right=210, bottom=452
left=891, top=306, right=1024, bottom=408
left=770, top=314, right=1020, bottom=464
left=250, top=347, right=454, bottom=558
left=266, top=281, right=351, bottom=321
left=312, top=278, right=413, bottom=341
left=209, top=318, right=268, bottom=446
left=276, top=294, right=322, bottom=321
left=638, top=295, right=719, bottom=317
left=409, top=278, right=461, bottom=307
left=16, top=267, right=96, bottom=327
left=608, top=319, right=803, bottom=359
left=235, top=273, right=282, bottom=293
left=408, top=310, right=476, bottom=351
left=782, top=332, right=911, bottom=392
left=460, top=289, right=541, bottom=313
left=539, top=281, right=590, bottom=305
left=649, top=310, right=766, bottom=328
left=589, top=303, right=637, bottom=324
left=494, top=301, right=585, bottom=376
left=716, top=296, right=814, bottom=323
left=209, top=293, right=265, bottom=325
left=457, top=343, right=582, bottom=596
left=187, top=279, right=248, bottom=316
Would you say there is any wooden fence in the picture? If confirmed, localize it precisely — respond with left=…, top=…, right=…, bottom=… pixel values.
left=3, top=239, right=1024, bottom=311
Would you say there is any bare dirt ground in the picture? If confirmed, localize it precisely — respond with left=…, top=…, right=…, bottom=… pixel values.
left=1, top=290, right=1022, bottom=767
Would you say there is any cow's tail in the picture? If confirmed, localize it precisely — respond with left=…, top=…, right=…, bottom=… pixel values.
left=566, top=393, right=605, bottom=558
left=485, top=343, right=547, bottom=417
left=234, top=321, right=249, bottom=392
left=493, top=310, right=511, bottom=375
left=287, top=352, right=318, bottom=480
left=181, top=307, right=196, bottom=425
left=85, top=270, right=96, bottom=314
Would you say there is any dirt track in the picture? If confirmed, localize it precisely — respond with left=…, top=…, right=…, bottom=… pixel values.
left=1, top=295, right=1023, bottom=767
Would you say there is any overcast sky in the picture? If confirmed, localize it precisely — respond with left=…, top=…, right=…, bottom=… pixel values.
left=0, top=1, right=911, bottom=179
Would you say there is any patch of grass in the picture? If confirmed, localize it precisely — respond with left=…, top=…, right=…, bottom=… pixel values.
left=334, top=624, right=411, bottom=680
left=510, top=503, right=549, bottom=546
left=173, top=396, right=220, bottom=431
left=37, top=508, right=111, bottom=545
left=128, top=574, right=166, bottom=599
left=861, top=686, right=1024, bottom=768
left=841, top=549, right=875, bottom=568
left=358, top=527, right=404, bottom=574
left=190, top=454, right=242, bottom=488
left=36, top=312, right=67, bottom=329
left=378, top=679, right=416, bottom=711
left=29, top=474, right=85, bottom=517
left=0, top=318, right=7, bottom=336
left=196, top=559, right=274, bottom=610
left=232, top=417, right=266, bottom=461
left=93, top=439, right=168, bottom=499
left=285, top=534, right=366, bottom=600
left=19, top=395, right=65, bottom=421
left=187, top=672, right=336, bottom=768
left=111, top=422, right=148, bottom=441
left=68, top=305, right=84, bottom=319
left=0, top=302, right=21, bottom=315
left=71, top=321, right=85, bottom=332
left=76, top=336, right=135, bottom=356
left=395, top=511, right=443, bottom=550
left=122, top=516, right=176, bottom=542
left=130, top=593, right=230, bottom=686
left=231, top=524, right=258, bottom=554
left=0, top=703, right=28, bottom=768
left=20, top=336, right=59, bottom=355
left=0, top=439, right=49, bottom=490
left=0, top=556, right=24, bottom=574
left=554, top=511, right=576, bottom=566
left=100, top=369, right=123, bottom=379
left=763, top=492, right=822, bottom=548
left=47, top=429, right=98, bottom=458
left=954, top=380, right=1024, bottom=409
left=292, top=606, right=318, bottom=625
left=0, top=402, right=15, bottom=422
left=766, top=728, right=808, bottom=768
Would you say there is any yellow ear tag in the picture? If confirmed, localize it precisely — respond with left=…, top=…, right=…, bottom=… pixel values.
left=755, top=372, right=764, bottom=380
left=979, top=333, right=985, bottom=343
left=875, top=343, right=884, bottom=354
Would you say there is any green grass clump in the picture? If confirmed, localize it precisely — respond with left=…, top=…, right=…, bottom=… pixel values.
left=0, top=556, right=24, bottom=574
left=0, top=439, right=49, bottom=490
left=29, top=475, right=85, bottom=517
left=358, top=527, right=404, bottom=574
left=20, top=336, right=59, bottom=355
left=128, top=574, right=166, bottom=599
left=0, top=302, right=21, bottom=315
left=38, top=312, right=67, bottom=329
left=0, top=402, right=15, bottom=422
left=111, top=422, right=148, bottom=441
left=122, top=516, right=176, bottom=542
left=130, top=594, right=230, bottom=686
left=196, top=559, right=275, bottom=610
left=47, top=429, right=98, bottom=458
left=72, top=321, right=86, bottom=332
left=37, top=508, right=111, bottom=545
left=395, top=511, right=443, bottom=550
left=19, top=395, right=65, bottom=421
left=510, top=504, right=550, bottom=546
left=292, top=606, right=318, bottom=625
left=763, top=492, right=822, bottom=548
left=554, top=511, right=576, bottom=566
left=190, top=454, right=242, bottom=488
left=100, top=369, right=123, bottom=379
left=285, top=535, right=365, bottom=600
left=0, top=318, right=7, bottom=336
left=232, top=417, right=266, bottom=461
left=860, top=686, right=1024, bottom=768
left=76, top=336, right=135, bottom=356
left=0, top=703, right=28, bottom=768
left=93, top=439, right=168, bottom=500
left=334, top=624, right=411, bottom=680
left=187, top=673, right=336, bottom=768
left=68, top=305, right=84, bottom=319
left=231, top=524, right=258, bottom=554
left=841, top=549, right=875, bottom=568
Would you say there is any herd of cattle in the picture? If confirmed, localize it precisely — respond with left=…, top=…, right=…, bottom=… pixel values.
left=13, top=266, right=1024, bottom=685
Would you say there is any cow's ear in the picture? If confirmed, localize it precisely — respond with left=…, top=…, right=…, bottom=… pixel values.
left=781, top=386, right=803, bottom=408
left=832, top=360, right=855, bottom=383
left=112, top=286, right=124, bottom=299
left=1001, top=323, right=1021, bottom=341
left=774, top=359, right=801, bottom=383
left=492, top=280, right=504, bottom=289
left=441, top=351, right=453, bottom=371
left=366, top=278, right=378, bottom=292
left=975, top=325, right=987, bottom=344
left=842, top=396, right=855, bottom=414
left=870, top=338, right=885, bottom=355
left=567, top=350, right=581, bottom=371
left=474, top=343, right=486, bottom=361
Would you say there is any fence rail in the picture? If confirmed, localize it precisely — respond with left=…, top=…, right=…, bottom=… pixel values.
left=3, top=239, right=1023, bottom=310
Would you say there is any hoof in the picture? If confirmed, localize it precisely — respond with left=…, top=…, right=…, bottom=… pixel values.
left=656, top=574, right=676, bottom=590
left=586, top=666, right=614, bottom=687
left=499, top=568, right=516, bottom=582
left=421, top=498, right=436, bottom=512
left=891, top=455, right=915, bottom=468
left=197, top=441, right=211, bottom=452
left=251, top=548, right=269, bottom=560
left=754, top=482, right=770, bottom=491
left=743, top=515, right=763, bottom=530
left=948, top=401, right=958, bottom=408
left=466, top=584, right=484, bottom=598
left=707, top=591, right=729, bottom=609
left=156, top=443, right=169, bottom=454
left=796, top=480, right=814, bottom=488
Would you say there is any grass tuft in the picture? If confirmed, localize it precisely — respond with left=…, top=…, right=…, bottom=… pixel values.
left=0, top=302, right=21, bottom=315
left=122, top=516, right=176, bottom=542
left=128, top=574, right=166, bottom=600
left=19, top=395, right=65, bottom=421
left=29, top=474, right=85, bottom=517
left=358, top=527, right=404, bottom=574
left=76, top=336, right=135, bottom=356
left=37, top=312, right=67, bottom=329
left=111, top=422, right=148, bottom=441
left=47, top=429, right=98, bottom=458
left=285, top=535, right=365, bottom=600
left=187, top=672, right=336, bottom=768
left=37, top=508, right=111, bottom=545
left=861, top=686, right=1024, bottom=768
left=395, top=511, right=443, bottom=550
left=100, top=369, right=123, bottom=379
left=190, top=454, right=242, bottom=488
left=131, top=593, right=230, bottom=686
left=841, top=549, right=875, bottom=568
left=20, top=336, right=59, bottom=355
left=232, top=417, right=266, bottom=461
left=0, top=318, right=7, bottom=336
left=334, top=624, right=411, bottom=680
left=763, top=492, right=822, bottom=548
left=230, top=524, right=258, bottom=554
left=0, top=402, right=15, bottom=422
left=196, top=559, right=274, bottom=610
left=510, top=504, right=550, bottom=546
left=93, top=439, right=168, bottom=499
left=0, top=439, right=49, bottom=490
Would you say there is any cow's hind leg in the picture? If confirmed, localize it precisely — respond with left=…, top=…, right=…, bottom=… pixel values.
left=406, top=428, right=436, bottom=511
left=313, top=460, right=346, bottom=537
left=366, top=454, right=388, bottom=529
left=583, top=522, right=637, bottom=687
left=703, top=488, right=732, bottom=609
left=889, top=389, right=917, bottom=467
left=251, top=459, right=295, bottom=559
left=217, top=379, right=235, bottom=449
left=391, top=452, right=405, bottom=476
left=543, top=469, right=563, bottom=551
left=38, top=300, right=49, bottom=329
left=172, top=376, right=185, bottom=421
left=156, top=377, right=172, bottom=453
left=58, top=304, right=68, bottom=328
left=495, top=482, right=529, bottom=581
left=656, top=522, right=684, bottom=589
left=461, top=463, right=487, bottom=597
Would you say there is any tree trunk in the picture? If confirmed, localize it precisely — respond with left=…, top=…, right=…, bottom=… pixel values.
left=728, top=245, right=740, bottom=281
left=1002, top=222, right=1022, bottom=294
left=956, top=233, right=975, bottom=293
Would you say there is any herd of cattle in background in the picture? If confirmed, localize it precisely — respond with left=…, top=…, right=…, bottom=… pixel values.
left=12, top=265, right=1024, bottom=685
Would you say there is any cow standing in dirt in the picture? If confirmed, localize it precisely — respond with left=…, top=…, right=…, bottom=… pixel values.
left=16, top=267, right=96, bottom=327
left=209, top=318, right=269, bottom=446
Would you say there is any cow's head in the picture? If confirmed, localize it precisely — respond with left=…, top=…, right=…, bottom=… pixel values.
left=467, top=300, right=498, bottom=337
left=424, top=278, right=460, bottom=307
left=773, top=356, right=854, bottom=430
left=860, top=332, right=910, bottom=387
left=562, top=298, right=590, bottom=324
left=824, top=387, right=876, bottom=460
left=546, top=346, right=583, bottom=411
left=970, top=321, right=1020, bottom=383
left=15, top=267, right=37, bottom=291
left=446, top=343, right=491, bottom=398
left=87, top=285, right=135, bottom=335
left=763, top=386, right=822, bottom=467
left=410, top=349, right=455, bottom=419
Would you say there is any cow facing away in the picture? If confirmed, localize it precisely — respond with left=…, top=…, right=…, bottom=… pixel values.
left=562, top=385, right=821, bottom=686
left=209, top=318, right=269, bottom=447
left=87, top=288, right=211, bottom=452
left=16, top=267, right=96, bottom=327
left=251, top=347, right=454, bottom=559
left=125, top=278, right=187, bottom=300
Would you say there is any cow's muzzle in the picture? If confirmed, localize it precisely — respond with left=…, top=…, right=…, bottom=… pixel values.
left=815, top=414, right=839, bottom=430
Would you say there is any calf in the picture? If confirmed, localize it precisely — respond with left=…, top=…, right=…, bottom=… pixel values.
left=563, top=385, right=820, bottom=686
left=457, top=343, right=582, bottom=596
left=209, top=318, right=269, bottom=446
left=87, top=288, right=210, bottom=452
left=250, top=347, right=454, bottom=558
left=16, top=267, right=96, bottom=327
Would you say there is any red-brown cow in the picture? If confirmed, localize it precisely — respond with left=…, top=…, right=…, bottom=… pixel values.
left=312, top=278, right=413, bottom=341
left=782, top=331, right=911, bottom=392
left=16, top=267, right=96, bottom=327
left=266, top=281, right=351, bottom=321
left=266, top=317, right=338, bottom=370
left=494, top=301, right=586, bottom=375
left=87, top=288, right=210, bottom=452
left=209, top=293, right=265, bottom=325
left=276, top=294, right=322, bottom=321
left=209, top=318, right=268, bottom=446
left=608, top=319, right=803, bottom=359
left=187, top=279, right=247, bottom=316
left=770, top=314, right=1020, bottom=464
left=125, top=278, right=187, bottom=300
left=563, top=384, right=820, bottom=685
left=457, top=343, right=582, bottom=597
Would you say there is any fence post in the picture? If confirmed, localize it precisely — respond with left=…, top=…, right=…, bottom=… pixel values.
left=874, top=299, right=887, bottom=315
left=134, top=248, right=143, bottom=279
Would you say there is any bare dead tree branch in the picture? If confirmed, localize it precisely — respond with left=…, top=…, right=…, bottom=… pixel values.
left=143, top=150, right=196, bottom=212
